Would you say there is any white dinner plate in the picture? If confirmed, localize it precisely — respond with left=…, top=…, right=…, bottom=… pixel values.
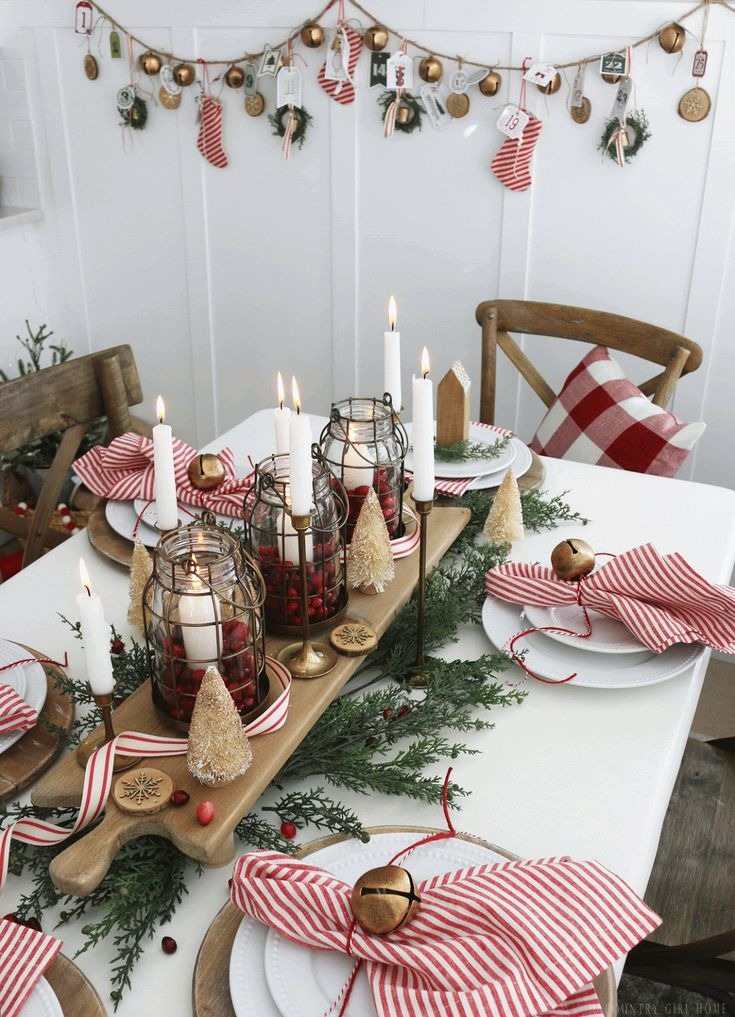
left=19, top=976, right=62, bottom=1017
left=229, top=832, right=508, bottom=1017
left=406, top=421, right=517, bottom=479
left=482, top=597, right=704, bottom=689
left=105, top=499, right=161, bottom=548
left=132, top=498, right=228, bottom=530
left=523, top=604, right=648, bottom=655
left=465, top=438, right=534, bottom=491
left=0, top=638, right=47, bottom=755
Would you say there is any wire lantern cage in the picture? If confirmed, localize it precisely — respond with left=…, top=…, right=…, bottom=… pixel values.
left=143, top=515, right=268, bottom=730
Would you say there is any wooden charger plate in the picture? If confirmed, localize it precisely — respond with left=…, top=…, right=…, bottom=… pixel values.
left=87, top=502, right=134, bottom=568
left=0, top=646, right=74, bottom=804
left=192, top=825, right=617, bottom=1017
left=45, top=952, right=107, bottom=1017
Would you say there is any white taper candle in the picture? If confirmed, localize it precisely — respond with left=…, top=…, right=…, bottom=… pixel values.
left=152, top=396, right=179, bottom=531
left=412, top=347, right=435, bottom=502
left=383, top=295, right=401, bottom=411
left=289, top=378, right=313, bottom=517
left=76, top=557, right=115, bottom=695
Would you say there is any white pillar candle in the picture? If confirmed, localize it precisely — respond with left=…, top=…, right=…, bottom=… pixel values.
left=77, top=557, right=115, bottom=695
left=412, top=347, right=435, bottom=502
left=274, top=372, right=291, bottom=454
left=179, top=560, right=222, bottom=665
left=289, top=377, right=313, bottom=517
left=152, top=396, right=179, bottom=531
left=341, top=424, right=374, bottom=492
left=384, top=295, right=402, bottom=411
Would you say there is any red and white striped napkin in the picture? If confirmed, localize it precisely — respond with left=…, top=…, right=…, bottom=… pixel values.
left=73, top=432, right=253, bottom=517
left=0, top=683, right=37, bottom=735
left=408, top=422, right=515, bottom=497
left=231, top=850, right=660, bottom=1017
left=486, top=543, right=735, bottom=654
left=0, top=919, right=62, bottom=1017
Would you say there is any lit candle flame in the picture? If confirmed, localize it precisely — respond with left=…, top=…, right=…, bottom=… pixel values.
left=277, top=372, right=285, bottom=409
left=421, top=347, right=430, bottom=379
left=388, top=295, right=398, bottom=331
left=292, top=377, right=301, bottom=414
left=79, top=557, right=92, bottom=596
left=155, top=395, right=165, bottom=424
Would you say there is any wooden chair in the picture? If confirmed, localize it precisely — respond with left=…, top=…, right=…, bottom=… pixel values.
left=475, top=300, right=703, bottom=426
left=0, top=345, right=144, bottom=567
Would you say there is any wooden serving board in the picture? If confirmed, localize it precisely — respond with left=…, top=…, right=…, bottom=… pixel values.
left=191, top=826, right=617, bottom=1017
left=0, top=648, right=74, bottom=804
left=32, top=505, right=470, bottom=897
left=46, top=951, right=107, bottom=1017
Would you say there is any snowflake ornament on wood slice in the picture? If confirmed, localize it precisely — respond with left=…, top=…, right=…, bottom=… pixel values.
left=113, top=767, right=174, bottom=815
left=330, top=619, right=379, bottom=657
left=349, top=487, right=395, bottom=594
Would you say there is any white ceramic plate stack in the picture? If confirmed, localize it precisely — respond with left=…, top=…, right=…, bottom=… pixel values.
left=482, top=598, right=704, bottom=689
left=0, top=638, right=47, bottom=755
left=405, top=422, right=534, bottom=491
left=20, top=977, right=63, bottom=1017
left=104, top=499, right=231, bottom=549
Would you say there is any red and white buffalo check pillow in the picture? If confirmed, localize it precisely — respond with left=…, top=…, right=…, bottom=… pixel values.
left=529, top=345, right=705, bottom=477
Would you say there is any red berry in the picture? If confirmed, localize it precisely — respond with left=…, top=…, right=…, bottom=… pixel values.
left=170, top=789, right=190, bottom=807
left=280, top=820, right=297, bottom=840
left=197, top=801, right=215, bottom=826
left=382, top=707, right=394, bottom=720
left=398, top=704, right=411, bottom=717
left=110, top=638, right=125, bottom=655
left=161, top=936, right=177, bottom=955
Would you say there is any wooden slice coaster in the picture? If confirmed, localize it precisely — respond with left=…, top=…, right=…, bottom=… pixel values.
left=87, top=502, right=134, bottom=568
left=0, top=646, right=74, bottom=804
left=192, top=826, right=617, bottom=1017
left=113, top=767, right=173, bottom=815
left=45, top=951, right=107, bottom=1017
left=330, top=619, right=378, bottom=656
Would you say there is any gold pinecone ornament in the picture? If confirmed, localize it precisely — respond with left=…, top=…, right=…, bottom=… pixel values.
left=483, top=471, right=524, bottom=544
left=187, top=666, right=253, bottom=787
left=349, top=487, right=395, bottom=594
left=128, top=539, right=153, bottom=633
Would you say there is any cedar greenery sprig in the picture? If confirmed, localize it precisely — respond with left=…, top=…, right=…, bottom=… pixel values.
left=434, top=435, right=511, bottom=463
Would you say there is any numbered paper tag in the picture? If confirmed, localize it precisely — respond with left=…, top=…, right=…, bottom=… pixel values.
left=600, top=51, right=628, bottom=77
left=386, top=51, right=414, bottom=91
left=277, top=65, right=302, bottom=108
left=692, top=49, right=708, bottom=77
left=116, top=85, right=136, bottom=112
left=496, top=103, right=530, bottom=140
left=243, top=62, right=257, bottom=95
left=258, top=46, right=282, bottom=78
left=109, top=29, right=122, bottom=58
left=370, top=51, right=389, bottom=87
left=323, top=31, right=349, bottom=82
left=571, top=64, right=585, bottom=108
left=610, top=76, right=633, bottom=120
left=523, top=63, right=557, bottom=88
left=74, top=0, right=93, bottom=34
left=420, top=85, right=450, bottom=129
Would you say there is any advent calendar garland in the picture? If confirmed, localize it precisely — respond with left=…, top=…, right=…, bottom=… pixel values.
left=74, top=0, right=730, bottom=181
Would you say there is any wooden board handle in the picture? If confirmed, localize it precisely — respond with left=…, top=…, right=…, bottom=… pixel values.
left=49, top=808, right=139, bottom=896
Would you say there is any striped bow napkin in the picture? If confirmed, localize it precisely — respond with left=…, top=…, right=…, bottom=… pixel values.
left=0, top=919, right=62, bottom=1017
left=408, top=422, right=514, bottom=498
left=74, top=432, right=253, bottom=517
left=0, top=683, right=37, bottom=735
left=231, top=850, right=659, bottom=1017
left=486, top=543, right=735, bottom=654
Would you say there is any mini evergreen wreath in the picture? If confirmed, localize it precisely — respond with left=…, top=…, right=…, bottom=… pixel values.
left=269, top=104, right=313, bottom=148
left=378, top=90, right=425, bottom=134
left=598, top=110, right=651, bottom=164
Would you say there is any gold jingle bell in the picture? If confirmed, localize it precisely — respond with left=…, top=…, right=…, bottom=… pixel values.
left=225, top=65, right=245, bottom=88
left=479, top=69, right=502, bottom=96
left=364, top=24, right=389, bottom=52
left=538, top=71, right=562, bottom=95
left=601, top=73, right=621, bottom=85
left=139, top=51, right=162, bottom=75
left=350, top=865, right=421, bottom=935
left=300, top=22, right=325, bottom=48
left=659, top=22, right=686, bottom=54
left=173, top=62, right=196, bottom=86
left=550, top=538, right=595, bottom=581
left=396, top=102, right=415, bottom=126
left=187, top=452, right=226, bottom=491
left=419, top=55, right=443, bottom=83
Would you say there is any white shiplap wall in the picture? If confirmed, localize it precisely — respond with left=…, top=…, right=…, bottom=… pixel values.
left=2, top=0, right=735, bottom=490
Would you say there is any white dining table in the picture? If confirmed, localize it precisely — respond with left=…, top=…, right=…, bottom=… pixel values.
left=2, top=407, right=735, bottom=1017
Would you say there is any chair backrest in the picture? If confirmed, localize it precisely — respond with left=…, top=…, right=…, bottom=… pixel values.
left=475, top=299, right=703, bottom=426
left=0, top=345, right=143, bottom=566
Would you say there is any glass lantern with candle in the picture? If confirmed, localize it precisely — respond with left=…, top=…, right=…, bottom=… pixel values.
left=244, top=451, right=349, bottom=634
left=319, top=395, right=408, bottom=543
left=143, top=517, right=268, bottom=730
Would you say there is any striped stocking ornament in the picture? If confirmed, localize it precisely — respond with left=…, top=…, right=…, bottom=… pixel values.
left=197, top=94, right=229, bottom=169
left=318, top=22, right=363, bottom=105
left=490, top=113, right=543, bottom=192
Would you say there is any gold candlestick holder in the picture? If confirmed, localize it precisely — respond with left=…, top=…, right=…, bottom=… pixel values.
left=409, top=498, right=434, bottom=688
left=76, top=691, right=137, bottom=772
left=278, top=513, right=338, bottom=678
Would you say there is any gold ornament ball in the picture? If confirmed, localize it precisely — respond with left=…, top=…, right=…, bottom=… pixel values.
left=659, top=23, right=686, bottom=54
left=225, top=65, right=245, bottom=88
left=601, top=73, right=621, bottom=85
left=538, top=71, right=562, bottom=95
left=364, top=24, right=389, bottom=52
left=419, top=55, right=443, bottom=83
left=479, top=69, right=502, bottom=96
left=350, top=865, right=420, bottom=935
left=396, top=102, right=415, bottom=126
left=139, top=51, right=162, bottom=75
left=550, top=538, right=596, bottom=581
left=173, top=62, right=196, bottom=86
left=187, top=453, right=226, bottom=491
left=300, top=22, right=325, bottom=48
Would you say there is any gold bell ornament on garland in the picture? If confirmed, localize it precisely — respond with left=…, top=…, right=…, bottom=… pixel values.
left=364, top=24, right=389, bottom=52
left=350, top=865, right=421, bottom=934
left=537, top=71, right=562, bottom=95
left=659, top=23, right=686, bottom=54
left=173, top=61, right=196, bottom=86
left=550, top=538, right=595, bottom=581
left=187, top=452, right=226, bottom=490
left=418, top=55, right=443, bottom=83
left=478, top=69, right=502, bottom=96
left=224, top=64, right=245, bottom=88
left=300, top=22, right=325, bottom=48
left=139, top=51, right=162, bottom=75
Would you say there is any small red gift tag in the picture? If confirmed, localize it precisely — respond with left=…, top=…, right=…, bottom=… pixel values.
left=74, top=0, right=94, bottom=34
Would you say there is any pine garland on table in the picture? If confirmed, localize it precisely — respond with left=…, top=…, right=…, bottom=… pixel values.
left=1, top=484, right=586, bottom=1009
left=434, top=434, right=511, bottom=463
